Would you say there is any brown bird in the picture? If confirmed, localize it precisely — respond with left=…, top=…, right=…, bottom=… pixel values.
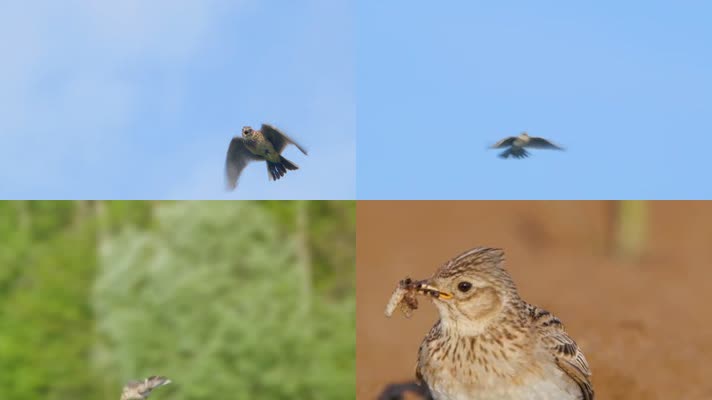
left=406, top=247, right=593, bottom=400
left=120, top=376, right=172, bottom=400
left=490, top=132, right=564, bottom=159
left=225, top=124, right=308, bottom=190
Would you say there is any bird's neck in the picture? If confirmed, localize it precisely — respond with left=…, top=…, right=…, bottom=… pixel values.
left=440, top=299, right=524, bottom=338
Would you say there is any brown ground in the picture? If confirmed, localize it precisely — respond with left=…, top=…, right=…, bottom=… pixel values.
left=357, top=201, right=712, bottom=400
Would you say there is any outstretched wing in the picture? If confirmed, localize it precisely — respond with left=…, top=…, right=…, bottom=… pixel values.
left=225, top=137, right=262, bottom=191
left=137, top=376, right=171, bottom=396
left=261, top=124, right=308, bottom=155
left=490, top=136, right=517, bottom=148
left=527, top=136, right=564, bottom=150
left=528, top=305, right=594, bottom=400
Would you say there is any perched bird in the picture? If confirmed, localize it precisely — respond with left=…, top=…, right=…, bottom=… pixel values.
left=120, top=376, right=172, bottom=400
left=490, top=132, right=563, bottom=159
left=225, top=124, right=308, bottom=190
left=413, top=247, right=593, bottom=400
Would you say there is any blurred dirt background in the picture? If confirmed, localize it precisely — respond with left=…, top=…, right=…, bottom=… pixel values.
left=357, top=201, right=712, bottom=400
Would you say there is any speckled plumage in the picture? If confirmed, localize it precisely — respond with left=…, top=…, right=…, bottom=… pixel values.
left=225, top=124, right=308, bottom=190
left=414, top=247, right=593, bottom=400
left=120, top=376, right=171, bottom=400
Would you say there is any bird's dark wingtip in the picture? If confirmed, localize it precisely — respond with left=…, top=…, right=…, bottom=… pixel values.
left=377, top=381, right=433, bottom=400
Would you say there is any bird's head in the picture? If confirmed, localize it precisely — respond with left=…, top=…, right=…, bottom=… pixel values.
left=242, top=126, right=254, bottom=137
left=418, top=247, right=521, bottom=335
left=520, top=131, right=529, bottom=138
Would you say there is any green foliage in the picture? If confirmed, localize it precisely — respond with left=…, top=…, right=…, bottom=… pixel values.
left=0, top=200, right=355, bottom=400
left=0, top=201, right=155, bottom=400
left=0, top=201, right=99, bottom=400
left=93, top=201, right=355, bottom=399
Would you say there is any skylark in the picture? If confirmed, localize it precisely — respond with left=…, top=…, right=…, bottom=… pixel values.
left=120, top=376, right=172, bottom=400
left=225, top=123, right=308, bottom=190
left=490, top=132, right=563, bottom=159
left=387, top=247, right=593, bottom=400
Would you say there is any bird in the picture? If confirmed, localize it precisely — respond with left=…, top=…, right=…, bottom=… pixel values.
left=120, top=376, right=172, bottom=400
left=490, top=132, right=564, bottom=159
left=225, top=124, right=308, bottom=190
left=413, top=247, right=593, bottom=400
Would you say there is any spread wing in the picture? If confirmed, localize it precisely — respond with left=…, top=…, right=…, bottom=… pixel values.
left=491, top=136, right=517, bottom=148
left=225, top=137, right=262, bottom=191
left=527, top=136, right=564, bottom=150
left=140, top=376, right=171, bottom=394
left=528, top=305, right=594, bottom=400
left=261, top=124, right=308, bottom=155
left=122, top=376, right=171, bottom=399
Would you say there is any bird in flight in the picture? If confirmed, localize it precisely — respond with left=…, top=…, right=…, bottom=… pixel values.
left=490, top=132, right=564, bottom=159
left=225, top=124, right=308, bottom=190
left=120, top=376, right=171, bottom=400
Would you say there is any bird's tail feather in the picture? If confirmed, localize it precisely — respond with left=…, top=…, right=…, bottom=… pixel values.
left=513, top=148, right=530, bottom=159
left=279, top=156, right=299, bottom=171
left=267, top=156, right=299, bottom=181
left=499, top=148, right=529, bottom=159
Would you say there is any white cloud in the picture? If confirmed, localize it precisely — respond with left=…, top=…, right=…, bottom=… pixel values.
left=79, top=0, right=235, bottom=62
left=0, top=0, right=242, bottom=193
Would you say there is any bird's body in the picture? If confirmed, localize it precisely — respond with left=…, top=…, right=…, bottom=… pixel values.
left=490, top=132, right=563, bottom=159
left=242, top=131, right=281, bottom=163
left=225, top=124, right=308, bottom=190
left=413, top=247, right=593, bottom=400
left=120, top=376, right=171, bottom=400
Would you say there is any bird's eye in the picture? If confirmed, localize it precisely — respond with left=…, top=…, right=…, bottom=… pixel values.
left=457, top=281, right=472, bottom=293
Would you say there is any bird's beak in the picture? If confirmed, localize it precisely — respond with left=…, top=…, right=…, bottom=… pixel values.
left=416, top=282, right=453, bottom=300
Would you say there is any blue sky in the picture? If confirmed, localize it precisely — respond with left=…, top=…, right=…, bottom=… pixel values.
left=0, top=0, right=354, bottom=200
left=357, top=1, right=712, bottom=199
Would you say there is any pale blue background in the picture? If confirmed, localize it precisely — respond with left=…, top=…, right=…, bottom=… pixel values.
left=357, top=1, right=712, bottom=199
left=0, top=0, right=354, bottom=199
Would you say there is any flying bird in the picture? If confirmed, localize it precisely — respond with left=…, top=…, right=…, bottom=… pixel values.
left=490, top=132, right=564, bottom=159
left=225, top=124, right=308, bottom=190
left=120, top=376, right=171, bottom=400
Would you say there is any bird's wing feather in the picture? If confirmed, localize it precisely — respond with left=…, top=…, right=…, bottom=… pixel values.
left=528, top=304, right=594, bottom=400
left=490, top=136, right=517, bottom=148
left=138, top=376, right=171, bottom=395
left=261, top=124, right=308, bottom=155
left=225, top=137, right=262, bottom=191
left=527, top=137, right=564, bottom=150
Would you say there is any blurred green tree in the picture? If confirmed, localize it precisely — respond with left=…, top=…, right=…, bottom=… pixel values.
left=0, top=201, right=156, bottom=400
left=0, top=201, right=356, bottom=400
left=92, top=201, right=354, bottom=399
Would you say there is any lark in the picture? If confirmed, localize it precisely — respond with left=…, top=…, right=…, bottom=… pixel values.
left=490, top=132, right=563, bottom=159
left=393, top=247, right=593, bottom=400
left=225, top=124, right=308, bottom=190
left=120, top=376, right=172, bottom=400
